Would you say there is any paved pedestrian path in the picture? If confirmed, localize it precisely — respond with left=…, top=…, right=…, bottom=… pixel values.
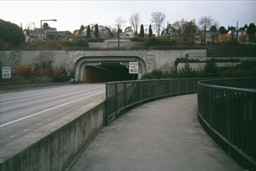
left=70, top=94, right=242, bottom=171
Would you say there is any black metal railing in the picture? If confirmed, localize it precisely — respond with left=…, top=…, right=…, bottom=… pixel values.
left=197, top=78, right=256, bottom=170
left=106, top=78, right=202, bottom=125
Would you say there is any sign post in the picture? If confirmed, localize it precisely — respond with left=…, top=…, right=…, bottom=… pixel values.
left=2, top=67, right=11, bottom=79
left=129, top=62, right=138, bottom=74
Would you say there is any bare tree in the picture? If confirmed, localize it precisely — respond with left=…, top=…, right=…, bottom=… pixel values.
left=172, top=18, right=187, bottom=31
left=115, top=17, right=126, bottom=29
left=198, top=16, right=214, bottom=44
left=182, top=20, right=198, bottom=43
left=129, top=13, right=140, bottom=34
left=115, top=17, right=126, bottom=48
left=26, top=22, right=37, bottom=30
left=151, top=12, right=166, bottom=37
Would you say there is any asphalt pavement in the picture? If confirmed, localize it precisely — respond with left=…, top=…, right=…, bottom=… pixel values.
left=70, top=94, right=242, bottom=171
left=0, top=84, right=105, bottom=147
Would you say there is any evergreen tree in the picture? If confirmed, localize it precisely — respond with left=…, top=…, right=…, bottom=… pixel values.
left=94, top=24, right=99, bottom=38
left=86, top=25, right=91, bottom=38
left=139, top=24, right=144, bottom=37
left=204, top=59, right=220, bottom=77
left=247, top=23, right=256, bottom=42
left=43, top=23, right=49, bottom=30
left=0, top=19, right=25, bottom=46
left=219, top=26, right=227, bottom=34
left=178, top=63, right=196, bottom=78
left=148, top=25, right=153, bottom=38
left=79, top=25, right=85, bottom=35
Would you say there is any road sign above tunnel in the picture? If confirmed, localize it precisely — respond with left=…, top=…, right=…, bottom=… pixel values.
left=129, top=62, right=138, bottom=74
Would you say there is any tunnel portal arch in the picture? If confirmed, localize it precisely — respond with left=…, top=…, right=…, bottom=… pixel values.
left=74, top=56, right=147, bottom=82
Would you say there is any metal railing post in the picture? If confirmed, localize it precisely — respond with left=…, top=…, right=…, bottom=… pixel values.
left=115, top=83, right=118, bottom=119
left=124, top=82, right=127, bottom=107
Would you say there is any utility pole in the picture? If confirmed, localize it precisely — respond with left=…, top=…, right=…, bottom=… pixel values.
left=40, top=19, right=57, bottom=83
left=236, top=21, right=239, bottom=41
left=118, top=24, right=120, bottom=49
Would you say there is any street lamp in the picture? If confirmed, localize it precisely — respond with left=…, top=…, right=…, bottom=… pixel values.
left=40, top=19, right=57, bottom=83
left=118, top=24, right=120, bottom=49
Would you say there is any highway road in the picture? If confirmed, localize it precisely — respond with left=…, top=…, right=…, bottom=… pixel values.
left=0, top=84, right=105, bottom=147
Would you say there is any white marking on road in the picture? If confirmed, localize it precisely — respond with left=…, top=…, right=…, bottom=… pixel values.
left=23, top=129, right=31, bottom=132
left=0, top=91, right=104, bottom=128
left=10, top=135, right=15, bottom=138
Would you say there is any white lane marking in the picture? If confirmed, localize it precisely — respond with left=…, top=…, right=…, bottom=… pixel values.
left=23, top=129, right=31, bottom=132
left=10, top=135, right=15, bottom=138
left=0, top=91, right=104, bottom=128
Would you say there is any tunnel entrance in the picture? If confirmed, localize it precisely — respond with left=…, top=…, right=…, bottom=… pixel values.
left=84, top=62, right=138, bottom=83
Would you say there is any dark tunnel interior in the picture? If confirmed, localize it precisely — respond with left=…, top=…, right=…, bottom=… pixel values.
left=84, top=62, right=138, bottom=83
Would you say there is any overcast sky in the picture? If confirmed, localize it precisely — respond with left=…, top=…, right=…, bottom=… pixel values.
left=1, top=0, right=256, bottom=33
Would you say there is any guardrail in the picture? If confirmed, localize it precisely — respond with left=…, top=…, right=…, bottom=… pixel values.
left=106, top=78, right=203, bottom=125
left=197, top=78, right=256, bottom=170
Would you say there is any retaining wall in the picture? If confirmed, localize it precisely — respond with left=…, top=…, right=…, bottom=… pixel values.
left=0, top=100, right=105, bottom=171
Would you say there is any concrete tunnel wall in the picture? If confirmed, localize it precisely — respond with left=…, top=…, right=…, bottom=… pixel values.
left=0, top=100, right=105, bottom=171
left=74, top=56, right=147, bottom=82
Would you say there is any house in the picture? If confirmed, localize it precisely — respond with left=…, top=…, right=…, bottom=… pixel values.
left=120, top=26, right=134, bottom=38
left=26, top=27, right=59, bottom=41
left=28, top=28, right=44, bottom=41
left=161, top=24, right=178, bottom=38
left=44, top=27, right=58, bottom=40
left=96, top=25, right=110, bottom=38
left=237, top=27, right=249, bottom=43
left=81, top=25, right=110, bottom=38
left=44, top=27, right=57, bottom=34
left=205, top=31, right=220, bottom=43
left=23, top=30, right=30, bottom=42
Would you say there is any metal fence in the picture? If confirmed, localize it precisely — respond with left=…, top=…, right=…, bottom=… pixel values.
left=106, top=78, right=203, bottom=125
left=197, top=78, right=256, bottom=170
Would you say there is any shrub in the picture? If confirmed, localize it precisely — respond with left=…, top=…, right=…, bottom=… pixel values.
left=16, top=65, right=34, bottom=78
left=145, top=37, right=159, bottom=47
left=43, top=40, right=62, bottom=50
left=73, top=39, right=89, bottom=47
left=178, top=63, right=197, bottom=78
left=145, top=37, right=176, bottom=48
left=151, top=70, right=164, bottom=79
left=141, top=73, right=154, bottom=79
left=204, top=59, right=220, bottom=77
left=220, top=61, right=256, bottom=77
left=141, top=69, right=164, bottom=80
left=53, top=70, right=66, bottom=82
left=61, top=40, right=74, bottom=47
left=159, top=39, right=176, bottom=46
left=61, top=38, right=89, bottom=48
left=0, top=40, right=15, bottom=50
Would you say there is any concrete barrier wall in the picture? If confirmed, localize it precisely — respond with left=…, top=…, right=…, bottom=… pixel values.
left=177, top=62, right=242, bottom=71
left=88, top=40, right=142, bottom=49
left=0, top=100, right=105, bottom=171
left=0, top=50, right=207, bottom=76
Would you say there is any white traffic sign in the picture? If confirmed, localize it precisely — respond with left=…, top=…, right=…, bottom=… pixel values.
left=2, top=67, right=11, bottom=79
left=129, top=62, right=138, bottom=74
